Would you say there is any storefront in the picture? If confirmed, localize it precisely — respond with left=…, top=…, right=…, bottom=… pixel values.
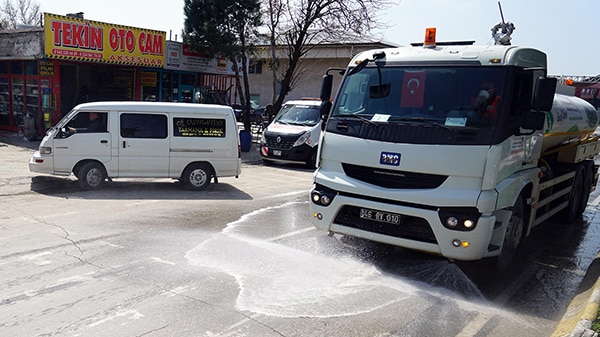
left=44, top=13, right=165, bottom=119
left=0, top=13, right=166, bottom=137
left=0, top=29, right=54, bottom=136
left=164, top=42, right=241, bottom=105
left=0, top=13, right=244, bottom=137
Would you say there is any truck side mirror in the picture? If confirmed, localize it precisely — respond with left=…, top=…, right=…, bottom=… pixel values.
left=320, top=101, right=332, bottom=131
left=320, top=74, right=333, bottom=102
left=532, top=76, right=557, bottom=112
left=522, top=110, right=546, bottom=131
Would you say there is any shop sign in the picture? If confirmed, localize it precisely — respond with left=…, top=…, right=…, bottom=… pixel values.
left=39, top=60, right=54, bottom=76
left=141, top=71, right=157, bottom=86
left=44, top=13, right=166, bottom=68
left=164, top=41, right=244, bottom=76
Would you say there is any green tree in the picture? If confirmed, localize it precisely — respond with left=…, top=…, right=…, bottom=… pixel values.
left=0, top=0, right=40, bottom=29
left=183, top=0, right=262, bottom=131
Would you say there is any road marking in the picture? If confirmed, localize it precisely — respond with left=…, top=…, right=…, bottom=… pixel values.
left=266, top=227, right=315, bottom=242
left=150, top=257, right=176, bottom=265
left=494, top=266, right=536, bottom=305
left=206, top=313, right=262, bottom=337
left=454, top=312, right=495, bottom=337
left=257, top=190, right=310, bottom=201
left=591, top=194, right=600, bottom=206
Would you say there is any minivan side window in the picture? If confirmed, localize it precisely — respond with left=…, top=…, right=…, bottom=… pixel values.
left=68, top=111, right=107, bottom=133
left=120, top=113, right=167, bottom=138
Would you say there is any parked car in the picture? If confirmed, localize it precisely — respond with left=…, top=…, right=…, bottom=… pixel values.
left=260, top=99, right=322, bottom=168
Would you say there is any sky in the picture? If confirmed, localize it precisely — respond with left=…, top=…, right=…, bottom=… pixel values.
left=36, top=0, right=599, bottom=76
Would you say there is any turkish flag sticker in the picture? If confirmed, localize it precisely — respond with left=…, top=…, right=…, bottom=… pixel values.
left=400, top=70, right=426, bottom=108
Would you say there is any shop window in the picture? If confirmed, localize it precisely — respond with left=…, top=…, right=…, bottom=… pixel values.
left=0, top=63, right=7, bottom=74
left=0, top=77, right=8, bottom=126
left=11, top=61, right=23, bottom=75
left=25, top=61, right=38, bottom=75
left=181, top=73, right=196, bottom=86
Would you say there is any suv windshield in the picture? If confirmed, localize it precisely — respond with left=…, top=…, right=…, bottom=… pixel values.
left=332, top=66, right=506, bottom=128
left=275, top=103, right=321, bottom=126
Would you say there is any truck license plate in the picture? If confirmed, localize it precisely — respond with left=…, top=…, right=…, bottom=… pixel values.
left=359, top=208, right=401, bottom=225
left=273, top=150, right=282, bottom=156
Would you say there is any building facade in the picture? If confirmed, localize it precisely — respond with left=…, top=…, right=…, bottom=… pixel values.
left=1, top=13, right=400, bottom=137
left=247, top=41, right=398, bottom=107
left=0, top=13, right=241, bottom=137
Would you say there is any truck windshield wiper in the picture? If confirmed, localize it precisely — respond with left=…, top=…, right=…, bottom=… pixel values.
left=340, top=113, right=379, bottom=127
left=397, top=117, right=457, bottom=134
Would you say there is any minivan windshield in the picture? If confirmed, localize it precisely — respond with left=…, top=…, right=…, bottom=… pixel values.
left=275, top=103, right=321, bottom=126
left=332, top=66, right=506, bottom=128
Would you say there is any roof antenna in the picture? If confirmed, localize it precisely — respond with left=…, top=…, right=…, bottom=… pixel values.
left=491, top=1, right=515, bottom=45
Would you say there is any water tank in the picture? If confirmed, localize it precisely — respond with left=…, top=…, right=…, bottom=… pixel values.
left=542, top=94, right=599, bottom=151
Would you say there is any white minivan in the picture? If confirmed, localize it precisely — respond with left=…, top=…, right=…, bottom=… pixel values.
left=29, top=101, right=241, bottom=190
left=260, top=99, right=322, bottom=168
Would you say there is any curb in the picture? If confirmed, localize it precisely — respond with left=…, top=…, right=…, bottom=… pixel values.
left=552, top=251, right=600, bottom=337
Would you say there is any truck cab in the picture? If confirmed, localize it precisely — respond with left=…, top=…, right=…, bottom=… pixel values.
left=309, top=35, right=598, bottom=268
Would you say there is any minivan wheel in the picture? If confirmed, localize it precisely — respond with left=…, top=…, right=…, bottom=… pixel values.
left=78, top=162, right=106, bottom=190
left=182, top=163, right=212, bottom=190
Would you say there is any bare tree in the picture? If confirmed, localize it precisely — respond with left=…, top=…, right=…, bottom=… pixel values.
left=263, top=0, right=390, bottom=113
left=0, top=0, right=40, bottom=30
left=264, top=0, right=286, bottom=105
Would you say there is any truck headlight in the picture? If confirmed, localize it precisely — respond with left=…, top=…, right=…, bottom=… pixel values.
left=40, top=147, right=52, bottom=155
left=438, top=208, right=480, bottom=231
left=311, top=184, right=336, bottom=206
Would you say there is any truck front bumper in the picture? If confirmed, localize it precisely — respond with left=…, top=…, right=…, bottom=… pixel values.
left=310, top=189, right=497, bottom=261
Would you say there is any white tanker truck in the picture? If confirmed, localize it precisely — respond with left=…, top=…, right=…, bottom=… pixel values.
left=309, top=27, right=600, bottom=269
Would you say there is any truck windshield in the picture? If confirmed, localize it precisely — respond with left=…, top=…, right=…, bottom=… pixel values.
left=275, top=103, right=321, bottom=126
left=332, top=66, right=506, bottom=129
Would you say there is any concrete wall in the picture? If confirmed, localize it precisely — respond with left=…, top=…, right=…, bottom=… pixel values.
left=0, top=28, right=44, bottom=59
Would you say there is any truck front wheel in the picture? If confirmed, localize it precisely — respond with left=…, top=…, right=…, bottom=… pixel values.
left=496, top=196, right=524, bottom=270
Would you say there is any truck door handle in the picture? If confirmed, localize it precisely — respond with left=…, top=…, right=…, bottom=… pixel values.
left=100, top=140, right=108, bottom=144
left=122, top=141, right=126, bottom=148
left=336, top=122, right=349, bottom=131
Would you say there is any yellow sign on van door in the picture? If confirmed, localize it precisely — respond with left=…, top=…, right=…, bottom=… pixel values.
left=174, top=118, right=226, bottom=138
left=44, top=13, right=166, bottom=68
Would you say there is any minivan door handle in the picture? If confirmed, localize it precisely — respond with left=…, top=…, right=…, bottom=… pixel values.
left=100, top=140, right=108, bottom=144
left=122, top=141, right=126, bottom=148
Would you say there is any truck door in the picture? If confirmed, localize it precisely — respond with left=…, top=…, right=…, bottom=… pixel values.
left=118, top=112, right=169, bottom=177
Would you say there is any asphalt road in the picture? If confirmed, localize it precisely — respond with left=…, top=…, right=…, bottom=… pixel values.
left=1, top=133, right=599, bottom=337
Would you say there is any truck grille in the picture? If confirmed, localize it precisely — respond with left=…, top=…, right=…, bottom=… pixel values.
left=342, top=163, right=448, bottom=189
left=263, top=132, right=298, bottom=150
left=334, top=205, right=437, bottom=244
